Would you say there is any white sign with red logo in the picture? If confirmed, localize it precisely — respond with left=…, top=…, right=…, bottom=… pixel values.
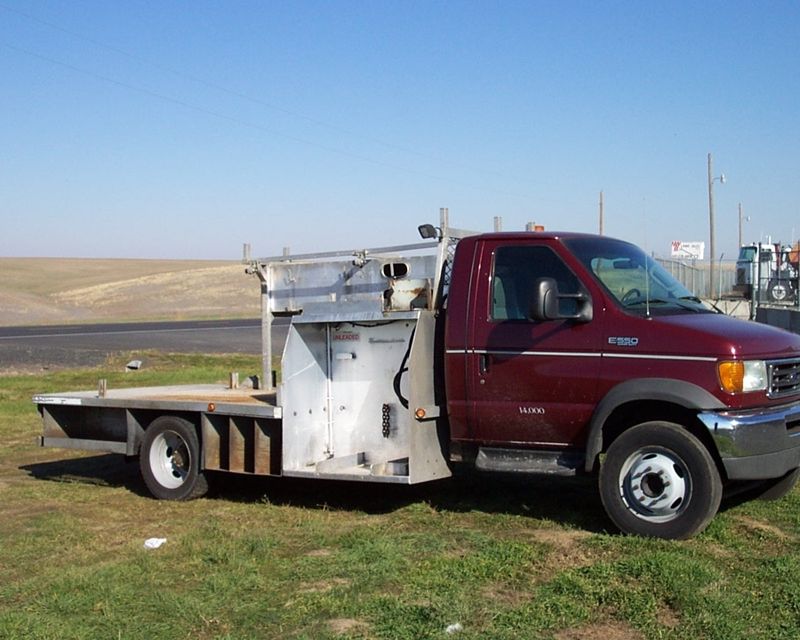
left=670, top=241, right=705, bottom=260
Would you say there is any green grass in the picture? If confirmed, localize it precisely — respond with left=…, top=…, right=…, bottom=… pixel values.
left=2, top=353, right=800, bottom=639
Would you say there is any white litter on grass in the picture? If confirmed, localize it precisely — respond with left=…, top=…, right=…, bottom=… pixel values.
left=445, top=622, right=463, bottom=634
left=143, top=537, right=167, bottom=550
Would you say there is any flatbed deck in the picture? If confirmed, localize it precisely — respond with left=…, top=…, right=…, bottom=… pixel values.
left=34, top=384, right=281, bottom=419
left=35, top=384, right=283, bottom=474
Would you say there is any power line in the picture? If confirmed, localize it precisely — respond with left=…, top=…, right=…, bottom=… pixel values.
left=0, top=2, right=524, bottom=186
left=2, top=40, right=528, bottom=200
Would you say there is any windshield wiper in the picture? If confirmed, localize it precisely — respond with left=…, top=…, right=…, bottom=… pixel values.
left=625, top=297, right=708, bottom=313
left=624, top=298, right=669, bottom=307
left=678, top=296, right=719, bottom=313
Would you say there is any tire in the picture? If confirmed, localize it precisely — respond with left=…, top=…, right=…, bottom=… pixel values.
left=139, top=416, right=208, bottom=500
left=767, top=279, right=793, bottom=303
left=599, top=421, right=722, bottom=539
left=757, top=467, right=800, bottom=501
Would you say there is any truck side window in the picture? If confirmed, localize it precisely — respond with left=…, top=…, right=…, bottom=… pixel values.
left=491, top=246, right=581, bottom=320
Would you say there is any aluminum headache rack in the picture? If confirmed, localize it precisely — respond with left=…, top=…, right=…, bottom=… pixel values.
left=243, top=208, right=476, bottom=484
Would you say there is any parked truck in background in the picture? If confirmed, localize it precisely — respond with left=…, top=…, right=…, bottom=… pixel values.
left=735, top=241, right=800, bottom=303
left=35, top=211, right=800, bottom=539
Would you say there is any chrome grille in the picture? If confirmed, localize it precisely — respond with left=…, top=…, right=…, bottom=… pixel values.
left=768, top=358, right=800, bottom=399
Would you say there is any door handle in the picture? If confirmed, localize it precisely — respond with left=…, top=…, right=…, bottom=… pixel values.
left=479, top=353, right=489, bottom=375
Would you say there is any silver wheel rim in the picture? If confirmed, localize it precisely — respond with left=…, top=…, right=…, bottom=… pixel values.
left=149, top=430, right=191, bottom=489
left=619, top=449, right=690, bottom=522
left=772, top=284, right=789, bottom=301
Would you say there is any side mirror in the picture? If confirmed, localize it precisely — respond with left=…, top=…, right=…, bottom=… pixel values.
left=418, top=224, right=440, bottom=240
left=530, top=278, right=593, bottom=323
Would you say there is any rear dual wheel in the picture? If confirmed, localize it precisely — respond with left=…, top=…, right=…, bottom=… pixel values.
left=599, top=421, right=722, bottom=539
left=140, top=416, right=208, bottom=500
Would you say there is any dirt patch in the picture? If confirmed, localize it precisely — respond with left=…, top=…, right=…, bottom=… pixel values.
left=192, top=614, right=232, bottom=640
left=527, top=528, right=596, bottom=579
left=701, top=541, right=734, bottom=559
left=0, top=501, right=63, bottom=529
left=298, top=578, right=350, bottom=593
left=732, top=515, right=792, bottom=541
left=555, top=621, right=644, bottom=640
left=328, top=618, right=370, bottom=636
left=528, top=528, right=592, bottom=547
left=306, top=548, right=333, bottom=557
left=481, top=584, right=531, bottom=608
left=657, top=604, right=681, bottom=629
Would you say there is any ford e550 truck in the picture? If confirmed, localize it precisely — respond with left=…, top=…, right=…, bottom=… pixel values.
left=35, top=211, right=800, bottom=539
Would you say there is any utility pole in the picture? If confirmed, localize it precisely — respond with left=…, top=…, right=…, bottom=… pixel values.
left=739, top=202, right=750, bottom=248
left=708, top=154, right=716, bottom=299
left=599, top=191, right=604, bottom=235
left=738, top=203, right=744, bottom=248
left=707, top=154, right=725, bottom=299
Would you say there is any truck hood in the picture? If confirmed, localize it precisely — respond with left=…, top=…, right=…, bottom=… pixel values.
left=648, top=313, right=800, bottom=360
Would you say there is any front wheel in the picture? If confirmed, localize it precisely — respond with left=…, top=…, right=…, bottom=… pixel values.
left=140, top=416, right=208, bottom=500
left=599, top=422, right=722, bottom=539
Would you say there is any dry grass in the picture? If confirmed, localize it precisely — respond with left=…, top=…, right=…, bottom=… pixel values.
left=0, top=257, right=259, bottom=325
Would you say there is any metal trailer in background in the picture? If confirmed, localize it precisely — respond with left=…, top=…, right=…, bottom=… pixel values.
left=35, top=209, right=472, bottom=495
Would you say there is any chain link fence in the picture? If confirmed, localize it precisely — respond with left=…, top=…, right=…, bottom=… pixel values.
left=655, top=258, right=737, bottom=299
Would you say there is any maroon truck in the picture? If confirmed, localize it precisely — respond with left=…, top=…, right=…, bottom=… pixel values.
left=445, top=231, right=800, bottom=538
left=36, top=215, right=800, bottom=539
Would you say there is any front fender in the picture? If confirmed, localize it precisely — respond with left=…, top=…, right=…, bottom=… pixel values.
left=584, top=378, right=725, bottom=472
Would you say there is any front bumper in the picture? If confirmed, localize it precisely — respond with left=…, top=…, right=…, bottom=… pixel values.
left=698, top=401, right=800, bottom=480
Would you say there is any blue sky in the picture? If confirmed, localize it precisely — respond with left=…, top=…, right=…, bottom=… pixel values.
left=1, top=1, right=798, bottom=259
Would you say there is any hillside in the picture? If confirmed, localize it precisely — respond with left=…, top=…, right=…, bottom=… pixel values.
left=0, top=258, right=260, bottom=326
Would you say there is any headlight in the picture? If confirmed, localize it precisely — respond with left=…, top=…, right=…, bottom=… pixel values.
left=718, top=360, right=768, bottom=394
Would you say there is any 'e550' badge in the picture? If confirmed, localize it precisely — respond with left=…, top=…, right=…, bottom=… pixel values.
left=608, top=336, right=639, bottom=347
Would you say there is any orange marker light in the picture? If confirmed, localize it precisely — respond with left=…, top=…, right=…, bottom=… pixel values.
left=718, top=361, right=744, bottom=394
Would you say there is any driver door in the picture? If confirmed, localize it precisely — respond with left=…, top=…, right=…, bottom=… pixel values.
left=466, top=239, right=604, bottom=447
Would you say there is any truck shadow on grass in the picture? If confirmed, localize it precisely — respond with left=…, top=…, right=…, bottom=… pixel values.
left=21, top=453, right=149, bottom=496
left=22, top=454, right=611, bottom=533
left=213, top=469, right=614, bottom=533
left=23, top=454, right=767, bottom=535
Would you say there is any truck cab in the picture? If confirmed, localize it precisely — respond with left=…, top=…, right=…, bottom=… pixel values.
left=735, top=242, right=797, bottom=302
left=445, top=232, right=800, bottom=539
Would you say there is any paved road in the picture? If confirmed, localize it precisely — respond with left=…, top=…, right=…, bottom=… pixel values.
left=0, top=318, right=289, bottom=371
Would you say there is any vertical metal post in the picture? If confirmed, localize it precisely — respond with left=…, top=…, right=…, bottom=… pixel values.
left=738, top=203, right=744, bottom=248
left=324, top=323, right=333, bottom=457
left=439, top=207, right=449, bottom=235
left=599, top=190, right=604, bottom=235
left=754, top=242, right=762, bottom=319
left=258, top=265, right=274, bottom=393
left=494, top=216, right=502, bottom=232
left=708, top=153, right=716, bottom=300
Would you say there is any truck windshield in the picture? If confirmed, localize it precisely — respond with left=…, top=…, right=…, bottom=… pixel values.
left=563, top=237, right=712, bottom=315
left=738, top=246, right=756, bottom=261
